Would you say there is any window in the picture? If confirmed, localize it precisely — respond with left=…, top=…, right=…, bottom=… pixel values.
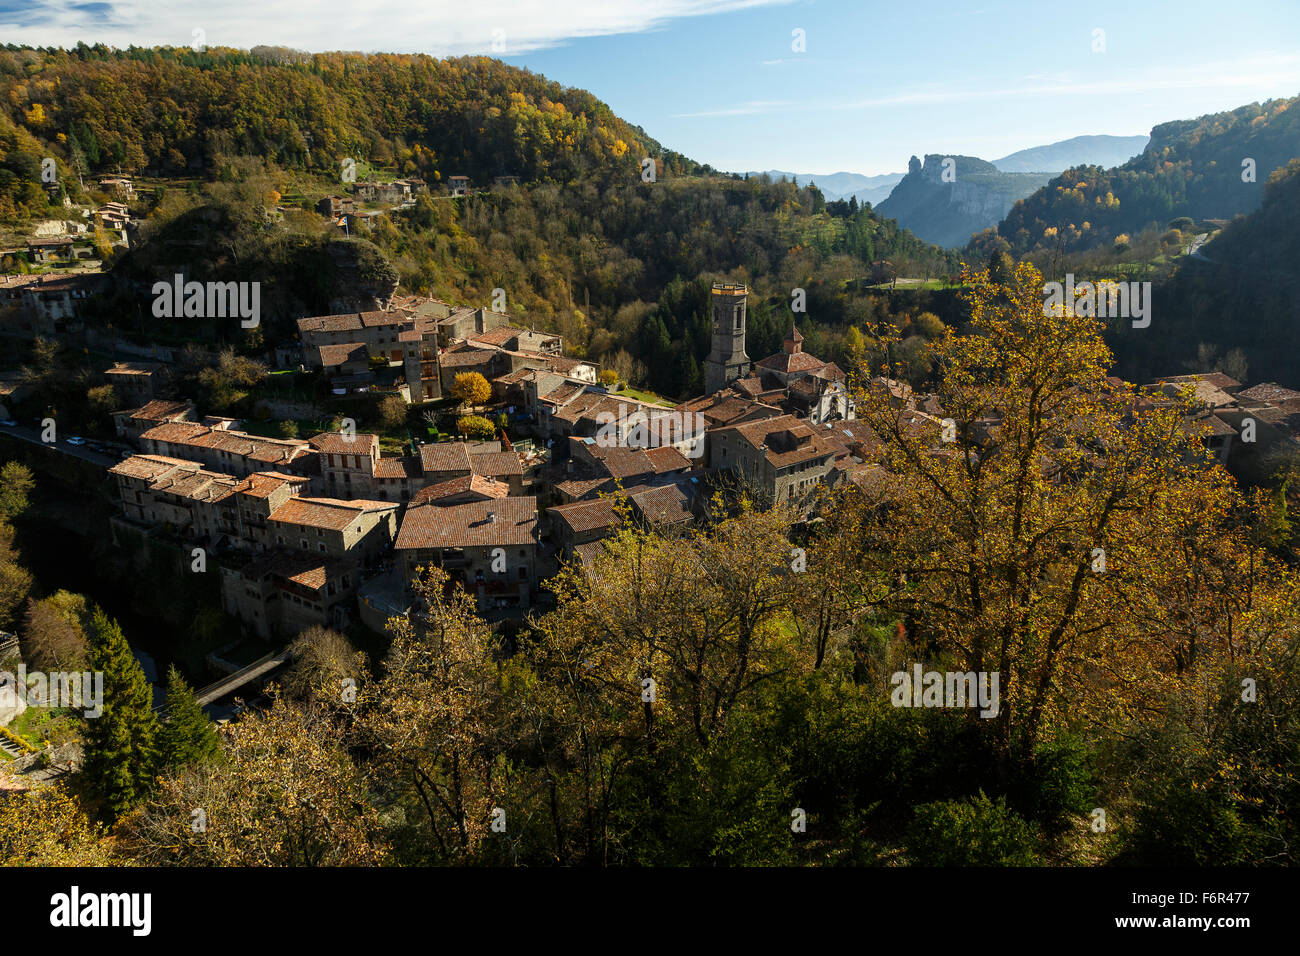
left=300, top=538, right=308, bottom=549
left=319, top=543, right=327, bottom=553
left=518, top=567, right=527, bottom=581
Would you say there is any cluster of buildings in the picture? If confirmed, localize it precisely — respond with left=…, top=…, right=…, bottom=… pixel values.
left=294, top=296, right=597, bottom=403
left=98, top=273, right=1300, bottom=646
left=103, top=283, right=869, bottom=638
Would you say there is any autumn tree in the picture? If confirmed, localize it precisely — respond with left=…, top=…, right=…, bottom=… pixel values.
left=21, top=590, right=91, bottom=671
left=282, top=624, right=362, bottom=707
left=848, top=261, right=1284, bottom=764
left=450, top=372, right=491, bottom=409
left=129, top=695, right=388, bottom=866
left=353, top=567, right=515, bottom=864
left=0, top=462, right=35, bottom=520
left=0, top=785, right=116, bottom=866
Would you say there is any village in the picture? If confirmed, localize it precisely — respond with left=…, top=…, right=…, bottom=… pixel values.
left=3, top=175, right=1299, bottom=649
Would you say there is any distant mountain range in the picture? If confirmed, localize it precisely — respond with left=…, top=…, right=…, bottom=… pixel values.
left=746, top=169, right=904, bottom=207
left=990, top=134, right=1149, bottom=173
left=746, top=134, right=1151, bottom=234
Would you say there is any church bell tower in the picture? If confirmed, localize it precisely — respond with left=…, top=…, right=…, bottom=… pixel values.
left=704, top=282, right=750, bottom=393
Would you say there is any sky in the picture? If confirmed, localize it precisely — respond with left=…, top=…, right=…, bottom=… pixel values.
left=3, top=0, right=1299, bottom=175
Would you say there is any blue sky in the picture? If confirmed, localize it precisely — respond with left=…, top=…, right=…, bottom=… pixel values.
left=4, top=0, right=1299, bottom=174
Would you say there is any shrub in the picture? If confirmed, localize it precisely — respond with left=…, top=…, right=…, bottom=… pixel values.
left=456, top=415, right=495, bottom=441
left=904, top=792, right=1040, bottom=865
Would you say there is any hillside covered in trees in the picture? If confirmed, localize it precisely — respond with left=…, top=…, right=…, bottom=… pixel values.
left=1107, top=158, right=1300, bottom=385
left=996, top=96, right=1300, bottom=256
left=0, top=44, right=961, bottom=400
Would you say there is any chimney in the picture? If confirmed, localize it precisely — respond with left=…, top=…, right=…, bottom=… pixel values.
left=486, top=511, right=497, bottom=523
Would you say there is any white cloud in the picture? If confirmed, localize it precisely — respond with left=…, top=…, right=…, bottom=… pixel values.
left=0, top=0, right=793, bottom=56
left=676, top=53, right=1300, bottom=119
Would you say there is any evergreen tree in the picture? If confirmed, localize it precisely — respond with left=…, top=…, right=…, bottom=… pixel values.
left=81, top=609, right=159, bottom=820
left=157, top=664, right=220, bottom=769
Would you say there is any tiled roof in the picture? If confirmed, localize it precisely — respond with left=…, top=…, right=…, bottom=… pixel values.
left=238, top=549, right=347, bottom=591
left=396, top=497, right=539, bottom=550
left=232, top=472, right=305, bottom=499
left=409, top=475, right=511, bottom=506
left=268, top=496, right=396, bottom=531
left=1238, top=382, right=1300, bottom=404
left=714, top=414, right=841, bottom=469
left=627, top=482, right=693, bottom=525
left=645, top=445, right=693, bottom=473
left=318, top=342, right=369, bottom=367
left=419, top=442, right=473, bottom=474
left=109, top=454, right=192, bottom=481
left=467, top=325, right=530, bottom=347
left=553, top=475, right=615, bottom=500
left=309, top=432, right=379, bottom=456
left=470, top=450, right=524, bottom=478
left=755, top=351, right=830, bottom=374
left=131, top=399, right=192, bottom=422
left=373, top=456, right=423, bottom=479
left=440, top=347, right=497, bottom=368
left=549, top=497, right=621, bottom=535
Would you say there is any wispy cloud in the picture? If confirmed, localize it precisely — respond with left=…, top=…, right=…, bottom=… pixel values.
left=0, top=0, right=796, bottom=56
left=677, top=53, right=1300, bottom=119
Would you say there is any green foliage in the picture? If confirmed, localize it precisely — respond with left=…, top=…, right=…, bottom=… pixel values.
left=455, top=415, right=495, bottom=441
left=0, top=462, right=35, bottom=520
left=156, top=665, right=220, bottom=770
left=905, top=792, right=1041, bottom=866
left=999, top=96, right=1300, bottom=256
left=80, top=609, right=160, bottom=821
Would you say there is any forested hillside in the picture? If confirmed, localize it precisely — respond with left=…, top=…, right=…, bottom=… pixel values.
left=0, top=44, right=961, bottom=399
left=997, top=96, right=1300, bottom=256
left=1108, top=158, right=1300, bottom=385
left=0, top=43, right=693, bottom=207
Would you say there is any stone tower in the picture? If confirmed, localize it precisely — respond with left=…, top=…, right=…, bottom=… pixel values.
left=704, top=282, right=750, bottom=393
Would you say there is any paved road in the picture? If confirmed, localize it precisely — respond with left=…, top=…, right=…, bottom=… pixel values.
left=0, top=422, right=121, bottom=467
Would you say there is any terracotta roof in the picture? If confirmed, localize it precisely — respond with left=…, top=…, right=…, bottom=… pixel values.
left=440, top=347, right=497, bottom=368
left=627, top=483, right=693, bottom=525
left=572, top=540, right=609, bottom=569
left=373, top=456, right=423, bottom=479
left=755, top=351, right=830, bottom=374
left=419, top=442, right=473, bottom=474
left=645, top=445, right=693, bottom=472
left=466, top=325, right=531, bottom=347
left=549, top=497, right=621, bottom=535
left=409, top=475, right=510, bottom=505
left=470, top=450, right=524, bottom=478
left=713, top=414, right=841, bottom=469
left=131, top=399, right=192, bottom=422
left=318, top=342, right=369, bottom=367
left=554, top=475, right=615, bottom=500
left=238, top=550, right=347, bottom=592
left=396, top=497, right=539, bottom=550
left=1238, top=382, right=1300, bottom=404
left=268, top=496, right=396, bottom=531
left=309, top=432, right=379, bottom=456
left=109, top=454, right=193, bottom=481
left=232, top=472, right=305, bottom=499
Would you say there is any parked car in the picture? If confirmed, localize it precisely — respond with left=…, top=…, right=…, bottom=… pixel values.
left=0, top=419, right=16, bottom=427
left=66, top=436, right=86, bottom=446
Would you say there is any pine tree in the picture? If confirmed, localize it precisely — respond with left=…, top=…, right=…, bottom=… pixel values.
left=81, top=608, right=159, bottom=820
left=157, top=664, right=220, bottom=769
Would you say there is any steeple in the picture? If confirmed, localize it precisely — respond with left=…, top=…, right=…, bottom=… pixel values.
left=783, top=326, right=804, bottom=354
